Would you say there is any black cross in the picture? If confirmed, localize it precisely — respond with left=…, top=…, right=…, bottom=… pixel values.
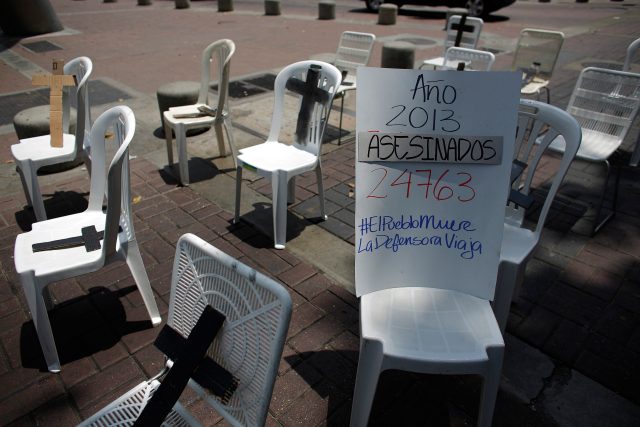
left=285, top=64, right=331, bottom=143
left=451, top=15, right=474, bottom=47
left=133, top=305, right=236, bottom=426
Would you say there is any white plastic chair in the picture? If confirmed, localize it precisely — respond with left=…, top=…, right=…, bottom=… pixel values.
left=11, top=56, right=93, bottom=222
left=14, top=106, right=161, bottom=373
left=420, top=15, right=483, bottom=69
left=492, top=99, right=582, bottom=333
left=234, top=60, right=342, bottom=249
left=163, top=39, right=236, bottom=186
left=623, top=37, right=640, bottom=166
left=332, top=31, right=376, bottom=144
left=547, top=67, right=640, bottom=235
left=79, top=233, right=293, bottom=427
left=442, top=46, right=496, bottom=71
left=512, top=29, right=564, bottom=103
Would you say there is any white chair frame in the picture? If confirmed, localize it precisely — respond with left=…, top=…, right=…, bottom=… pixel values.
left=13, top=106, right=161, bottom=372
left=79, top=233, right=292, bottom=427
left=233, top=60, right=342, bottom=249
left=11, top=56, right=93, bottom=222
left=163, top=39, right=236, bottom=185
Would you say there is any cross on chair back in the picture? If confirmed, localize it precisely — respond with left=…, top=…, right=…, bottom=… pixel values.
left=78, top=233, right=293, bottom=427
left=11, top=56, right=93, bottom=222
left=13, top=106, right=161, bottom=373
left=419, top=15, right=484, bottom=69
left=234, top=60, right=342, bottom=249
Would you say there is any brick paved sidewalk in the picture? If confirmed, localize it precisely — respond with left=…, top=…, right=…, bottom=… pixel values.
left=1, top=1, right=640, bottom=426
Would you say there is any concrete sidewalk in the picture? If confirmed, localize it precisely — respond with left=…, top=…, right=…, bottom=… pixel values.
left=0, top=0, right=639, bottom=425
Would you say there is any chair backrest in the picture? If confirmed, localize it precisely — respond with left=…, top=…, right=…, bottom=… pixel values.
left=509, top=99, right=581, bottom=237
left=167, top=233, right=292, bottom=427
left=63, top=56, right=92, bottom=153
left=443, top=15, right=483, bottom=53
left=268, top=60, right=342, bottom=155
left=334, top=31, right=376, bottom=82
left=197, top=39, right=236, bottom=119
left=511, top=28, right=564, bottom=78
left=567, top=67, right=640, bottom=156
left=623, top=37, right=640, bottom=72
left=86, top=106, right=136, bottom=258
left=444, top=46, right=495, bottom=71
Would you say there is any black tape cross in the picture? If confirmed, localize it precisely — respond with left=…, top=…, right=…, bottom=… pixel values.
left=451, top=15, right=472, bottom=47
left=285, top=64, right=331, bottom=143
left=133, top=305, right=236, bottom=426
left=508, top=159, right=535, bottom=209
left=32, top=226, right=103, bottom=252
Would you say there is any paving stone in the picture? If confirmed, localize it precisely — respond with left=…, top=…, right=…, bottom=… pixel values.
left=0, top=375, right=64, bottom=425
left=541, top=369, right=640, bottom=427
left=502, top=334, right=555, bottom=403
left=542, top=319, right=589, bottom=366
left=70, top=357, right=144, bottom=410
left=294, top=274, right=333, bottom=300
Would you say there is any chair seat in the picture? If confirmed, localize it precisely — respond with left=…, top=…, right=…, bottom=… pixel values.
left=238, top=141, right=319, bottom=173
left=549, top=129, right=622, bottom=162
left=11, top=133, right=76, bottom=165
left=421, top=56, right=445, bottom=69
left=360, top=287, right=503, bottom=365
left=78, top=380, right=197, bottom=427
left=500, top=223, right=537, bottom=266
left=164, top=104, right=217, bottom=128
left=520, top=77, right=549, bottom=95
left=14, top=211, right=108, bottom=278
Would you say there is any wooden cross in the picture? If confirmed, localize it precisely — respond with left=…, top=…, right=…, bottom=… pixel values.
left=31, top=59, right=76, bottom=147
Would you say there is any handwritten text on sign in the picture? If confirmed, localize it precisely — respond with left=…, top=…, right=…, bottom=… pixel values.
left=355, top=68, right=520, bottom=298
left=358, top=132, right=503, bottom=163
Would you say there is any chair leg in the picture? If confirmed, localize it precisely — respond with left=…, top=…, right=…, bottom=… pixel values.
left=234, top=166, right=242, bottom=224
left=223, top=119, right=238, bottom=161
left=122, top=240, right=161, bottom=326
left=287, top=176, right=296, bottom=204
left=591, top=160, right=617, bottom=236
left=164, top=120, right=174, bottom=166
left=175, top=123, right=190, bottom=186
left=629, top=133, right=640, bottom=167
left=338, top=94, right=345, bottom=145
left=349, top=339, right=384, bottom=427
left=492, top=260, right=523, bottom=334
left=21, top=273, right=60, bottom=372
left=477, top=346, right=504, bottom=427
left=214, top=121, right=227, bottom=157
left=20, top=161, right=47, bottom=222
left=315, top=164, right=327, bottom=220
left=272, top=170, right=288, bottom=250
left=16, top=166, right=33, bottom=208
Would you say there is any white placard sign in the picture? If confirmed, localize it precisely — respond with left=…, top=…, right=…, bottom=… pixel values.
left=355, top=68, right=520, bottom=299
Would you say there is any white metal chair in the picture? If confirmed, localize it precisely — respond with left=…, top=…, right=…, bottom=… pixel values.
left=163, top=39, right=236, bottom=186
left=14, top=106, right=161, bottom=373
left=332, top=31, right=376, bottom=144
left=547, top=67, right=640, bottom=235
left=234, top=60, right=342, bottom=249
left=420, top=15, right=483, bottom=69
left=442, top=46, right=496, bottom=71
left=79, top=233, right=293, bottom=427
left=623, top=37, right=640, bottom=166
left=511, top=29, right=564, bottom=104
left=492, top=99, right=582, bottom=333
left=11, top=56, right=93, bottom=222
